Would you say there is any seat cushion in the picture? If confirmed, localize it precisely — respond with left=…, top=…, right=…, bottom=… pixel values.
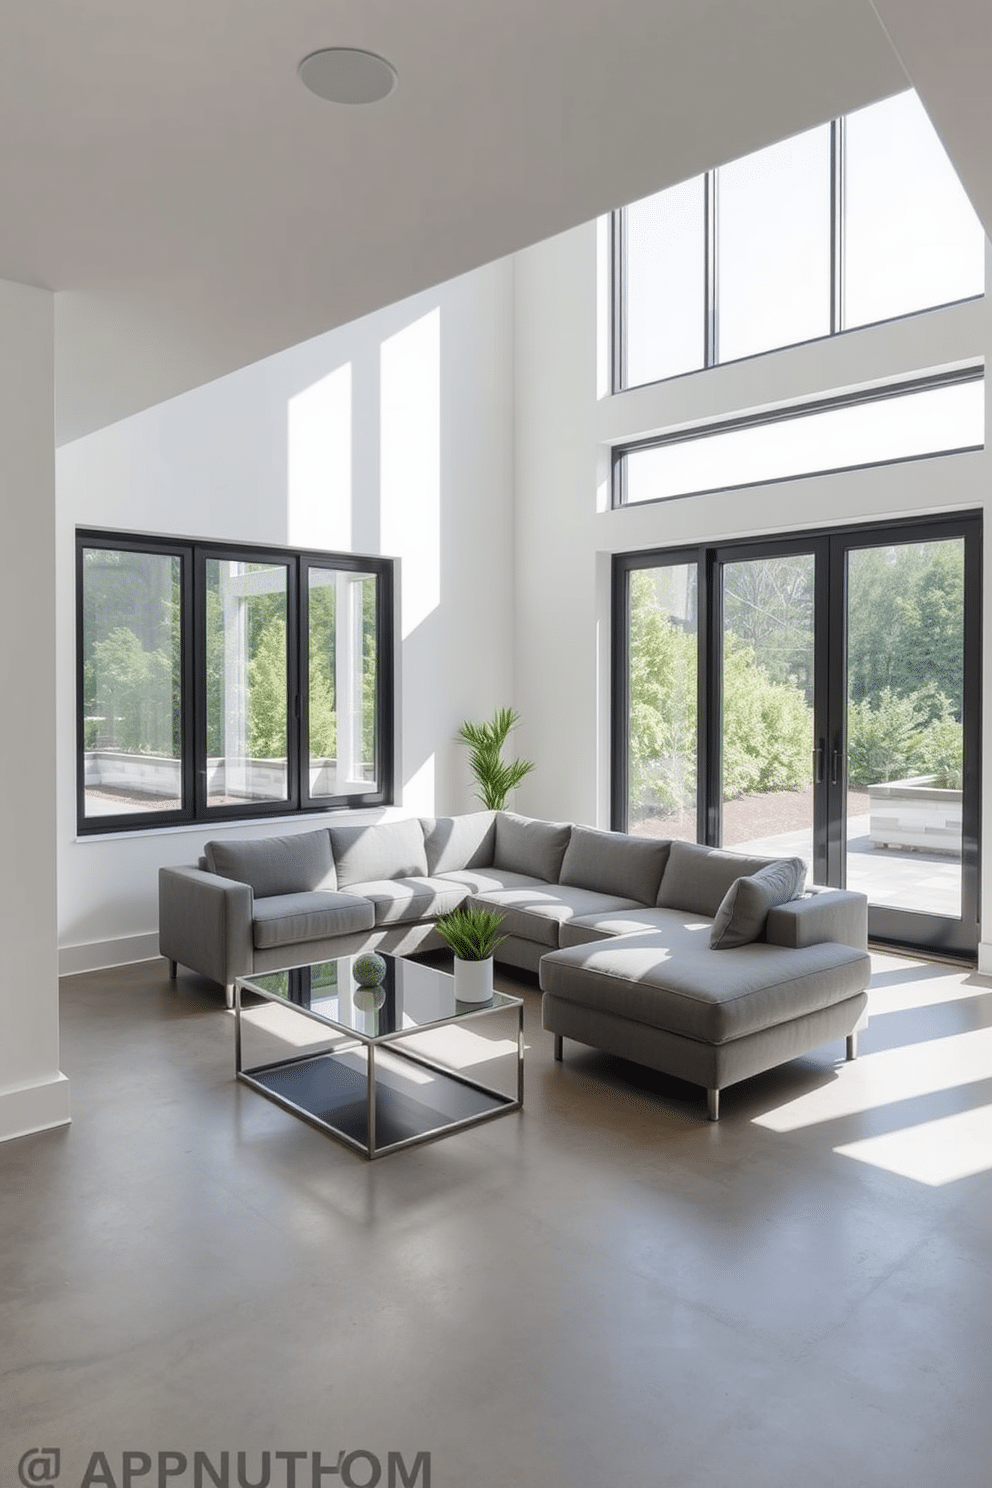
left=540, top=932, right=871, bottom=1045
left=471, top=884, right=645, bottom=949
left=494, top=812, right=572, bottom=883
left=344, top=876, right=470, bottom=927
left=421, top=812, right=497, bottom=874
left=710, top=858, right=807, bottom=949
left=437, top=867, right=553, bottom=895
left=560, top=825, right=671, bottom=904
left=560, top=904, right=711, bottom=948
left=252, top=891, right=374, bottom=950
left=329, top=818, right=428, bottom=887
left=657, top=840, right=807, bottom=917
left=206, top=828, right=335, bottom=897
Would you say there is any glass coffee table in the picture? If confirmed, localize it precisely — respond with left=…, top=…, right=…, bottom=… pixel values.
left=235, top=954, right=524, bottom=1159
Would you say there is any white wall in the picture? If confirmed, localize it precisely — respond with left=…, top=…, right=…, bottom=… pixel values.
left=0, top=279, right=70, bottom=1140
left=512, top=221, right=992, bottom=949
left=56, top=263, right=516, bottom=972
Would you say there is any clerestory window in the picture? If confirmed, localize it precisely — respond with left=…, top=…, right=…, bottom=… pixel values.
left=614, top=90, right=986, bottom=390
left=76, top=531, right=394, bottom=834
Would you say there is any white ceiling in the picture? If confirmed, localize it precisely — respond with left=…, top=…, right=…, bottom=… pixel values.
left=0, top=1, right=924, bottom=443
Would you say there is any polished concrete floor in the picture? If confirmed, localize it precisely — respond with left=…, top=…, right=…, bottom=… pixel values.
left=3, top=952, right=991, bottom=1487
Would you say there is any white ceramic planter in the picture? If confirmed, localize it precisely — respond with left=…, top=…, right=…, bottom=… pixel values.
left=454, top=956, right=494, bottom=1004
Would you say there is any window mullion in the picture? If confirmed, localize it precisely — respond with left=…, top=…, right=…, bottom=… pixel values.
left=612, top=209, right=626, bottom=393
left=831, top=115, right=846, bottom=334
left=705, top=170, right=718, bottom=367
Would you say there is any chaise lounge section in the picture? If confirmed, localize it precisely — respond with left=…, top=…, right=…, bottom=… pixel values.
left=159, top=812, right=870, bottom=1118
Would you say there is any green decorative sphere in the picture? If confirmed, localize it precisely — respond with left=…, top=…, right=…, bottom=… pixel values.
left=353, top=952, right=387, bottom=987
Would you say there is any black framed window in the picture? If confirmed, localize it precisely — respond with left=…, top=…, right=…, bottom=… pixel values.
left=613, top=90, right=986, bottom=392
left=77, top=530, right=394, bottom=833
left=612, top=512, right=982, bottom=960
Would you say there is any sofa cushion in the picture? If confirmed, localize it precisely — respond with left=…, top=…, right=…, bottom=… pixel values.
left=560, top=904, right=711, bottom=948
left=205, top=829, right=335, bottom=897
left=421, top=812, right=497, bottom=875
left=472, top=884, right=645, bottom=949
left=710, top=859, right=807, bottom=950
left=494, top=812, right=571, bottom=883
left=437, top=867, right=554, bottom=895
left=560, top=826, right=671, bottom=904
left=344, top=876, right=470, bottom=927
left=251, top=891, right=374, bottom=950
left=329, top=818, right=428, bottom=887
left=656, top=841, right=800, bottom=917
left=539, top=933, right=871, bottom=1044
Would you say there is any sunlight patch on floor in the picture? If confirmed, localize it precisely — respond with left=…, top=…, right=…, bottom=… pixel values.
left=402, top=1025, right=521, bottom=1070
left=753, top=1026, right=992, bottom=1132
left=834, top=1102, right=992, bottom=1185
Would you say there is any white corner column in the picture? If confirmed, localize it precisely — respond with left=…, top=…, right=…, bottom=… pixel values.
left=0, top=278, right=69, bottom=1141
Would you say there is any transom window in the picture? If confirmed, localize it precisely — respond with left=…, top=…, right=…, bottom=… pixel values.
left=615, top=368, right=984, bottom=507
left=614, top=90, right=986, bottom=390
left=76, top=531, right=394, bottom=834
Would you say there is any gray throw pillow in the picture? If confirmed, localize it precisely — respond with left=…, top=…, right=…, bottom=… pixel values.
left=710, top=858, right=807, bottom=949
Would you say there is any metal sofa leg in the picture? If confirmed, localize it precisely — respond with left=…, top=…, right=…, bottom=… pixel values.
left=554, top=1035, right=563, bottom=1061
left=225, top=984, right=235, bottom=1010
left=846, top=1032, right=858, bottom=1061
left=168, top=959, right=178, bottom=979
left=707, top=1088, right=720, bottom=1122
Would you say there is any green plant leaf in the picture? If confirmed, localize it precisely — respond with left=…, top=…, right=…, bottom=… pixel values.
left=457, top=707, right=535, bottom=810
left=435, top=904, right=507, bottom=960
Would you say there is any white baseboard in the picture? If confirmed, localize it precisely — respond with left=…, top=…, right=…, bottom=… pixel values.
left=59, top=932, right=161, bottom=977
left=0, top=1072, right=71, bottom=1143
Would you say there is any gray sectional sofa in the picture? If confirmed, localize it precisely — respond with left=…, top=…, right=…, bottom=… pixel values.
left=159, top=810, right=871, bottom=1119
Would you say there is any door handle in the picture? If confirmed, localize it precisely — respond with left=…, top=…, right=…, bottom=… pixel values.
left=813, top=741, right=825, bottom=784
left=831, top=749, right=841, bottom=787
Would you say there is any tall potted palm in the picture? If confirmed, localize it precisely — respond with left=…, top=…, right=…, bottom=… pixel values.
left=458, top=707, right=535, bottom=810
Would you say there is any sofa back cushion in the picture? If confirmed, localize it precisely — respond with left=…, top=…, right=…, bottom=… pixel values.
left=560, top=826, right=671, bottom=905
left=709, top=858, right=808, bottom=949
left=421, top=811, right=497, bottom=875
left=657, top=840, right=800, bottom=918
left=329, top=817, right=428, bottom=888
left=204, top=829, right=336, bottom=897
left=494, top=812, right=572, bottom=883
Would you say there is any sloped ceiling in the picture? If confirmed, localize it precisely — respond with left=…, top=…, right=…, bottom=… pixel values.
left=0, top=1, right=910, bottom=444
left=871, top=1, right=992, bottom=244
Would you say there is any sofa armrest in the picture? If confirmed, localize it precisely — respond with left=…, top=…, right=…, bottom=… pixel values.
left=765, top=888, right=868, bottom=952
left=158, top=865, right=254, bottom=988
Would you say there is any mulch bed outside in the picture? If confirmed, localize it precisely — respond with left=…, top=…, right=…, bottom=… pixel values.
left=634, top=784, right=871, bottom=841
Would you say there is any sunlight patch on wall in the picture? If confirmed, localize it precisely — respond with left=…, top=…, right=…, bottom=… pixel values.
left=403, top=753, right=435, bottom=815
left=753, top=1025, right=992, bottom=1132
left=380, top=309, right=441, bottom=637
left=834, top=1103, right=992, bottom=1185
left=287, top=363, right=352, bottom=549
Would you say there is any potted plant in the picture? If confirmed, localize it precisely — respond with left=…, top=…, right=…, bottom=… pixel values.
left=457, top=707, right=535, bottom=810
left=435, top=904, right=507, bottom=1003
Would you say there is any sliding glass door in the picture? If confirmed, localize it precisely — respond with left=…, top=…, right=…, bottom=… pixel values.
left=719, top=548, right=816, bottom=883
left=615, top=513, right=981, bottom=958
left=843, top=533, right=976, bottom=946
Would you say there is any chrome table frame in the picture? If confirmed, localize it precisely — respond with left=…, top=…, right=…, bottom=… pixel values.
left=235, top=963, right=524, bottom=1160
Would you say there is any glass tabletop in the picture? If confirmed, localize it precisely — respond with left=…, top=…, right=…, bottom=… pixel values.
left=238, top=954, right=520, bottom=1041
